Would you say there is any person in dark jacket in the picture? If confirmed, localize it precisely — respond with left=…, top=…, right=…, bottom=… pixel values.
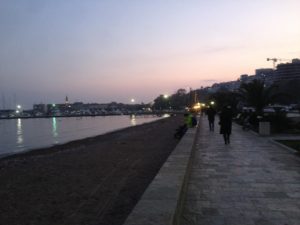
left=219, top=106, right=233, bottom=144
left=206, top=106, right=216, bottom=131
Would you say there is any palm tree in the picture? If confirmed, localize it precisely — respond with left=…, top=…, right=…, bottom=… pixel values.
left=238, top=79, right=279, bottom=115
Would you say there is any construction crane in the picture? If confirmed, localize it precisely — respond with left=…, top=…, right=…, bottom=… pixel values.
left=266, top=58, right=291, bottom=69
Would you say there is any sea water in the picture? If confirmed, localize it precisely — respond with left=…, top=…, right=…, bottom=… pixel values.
left=0, top=115, right=166, bottom=156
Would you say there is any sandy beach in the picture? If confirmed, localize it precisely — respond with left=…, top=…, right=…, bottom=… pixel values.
left=0, top=115, right=183, bottom=225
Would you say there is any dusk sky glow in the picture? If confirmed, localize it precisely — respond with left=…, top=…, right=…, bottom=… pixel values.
left=1, top=0, right=300, bottom=108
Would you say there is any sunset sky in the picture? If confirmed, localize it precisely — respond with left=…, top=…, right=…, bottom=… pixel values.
left=1, top=0, right=300, bottom=109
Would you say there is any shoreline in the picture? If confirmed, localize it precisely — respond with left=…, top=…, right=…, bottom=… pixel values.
left=0, top=112, right=183, bottom=120
left=0, top=115, right=184, bottom=225
left=0, top=115, right=167, bottom=160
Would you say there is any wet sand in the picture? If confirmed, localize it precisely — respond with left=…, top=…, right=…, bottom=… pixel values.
left=0, top=115, right=183, bottom=225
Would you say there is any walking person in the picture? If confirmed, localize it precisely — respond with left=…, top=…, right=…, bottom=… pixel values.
left=219, top=106, right=233, bottom=144
left=206, top=106, right=216, bottom=131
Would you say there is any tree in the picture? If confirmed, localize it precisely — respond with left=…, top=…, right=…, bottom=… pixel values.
left=152, top=88, right=188, bottom=110
left=169, top=89, right=188, bottom=110
left=153, top=95, right=170, bottom=110
left=238, top=79, right=279, bottom=114
left=274, top=79, right=300, bottom=104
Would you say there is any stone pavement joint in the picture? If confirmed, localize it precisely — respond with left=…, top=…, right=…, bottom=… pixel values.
left=181, top=116, right=300, bottom=225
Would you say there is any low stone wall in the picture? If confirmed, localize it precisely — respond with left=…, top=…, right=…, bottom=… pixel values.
left=123, top=126, right=199, bottom=225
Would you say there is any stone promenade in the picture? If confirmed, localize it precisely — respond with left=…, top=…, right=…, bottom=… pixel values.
left=181, top=116, right=300, bottom=225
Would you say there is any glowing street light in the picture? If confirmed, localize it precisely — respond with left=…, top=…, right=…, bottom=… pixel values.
left=163, top=94, right=169, bottom=99
left=16, top=105, right=22, bottom=114
left=193, top=102, right=201, bottom=110
left=210, top=101, right=215, bottom=105
left=131, top=98, right=135, bottom=103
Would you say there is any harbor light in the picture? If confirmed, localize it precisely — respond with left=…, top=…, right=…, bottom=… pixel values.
left=16, top=105, right=22, bottom=114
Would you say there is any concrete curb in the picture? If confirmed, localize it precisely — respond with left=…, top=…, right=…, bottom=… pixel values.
left=269, top=138, right=299, bottom=154
left=123, top=125, right=199, bottom=225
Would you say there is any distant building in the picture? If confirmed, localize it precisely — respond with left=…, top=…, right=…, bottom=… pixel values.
left=273, top=58, right=300, bottom=82
left=240, top=74, right=249, bottom=83
left=255, top=68, right=274, bottom=77
left=210, top=68, right=275, bottom=93
left=33, top=104, right=48, bottom=114
left=239, top=68, right=274, bottom=85
left=209, top=80, right=240, bottom=93
left=255, top=68, right=275, bottom=85
left=72, top=102, right=84, bottom=110
left=65, top=95, right=69, bottom=105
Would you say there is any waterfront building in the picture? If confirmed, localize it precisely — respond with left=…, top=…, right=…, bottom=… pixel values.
left=209, top=80, right=241, bottom=93
left=255, top=68, right=275, bottom=86
left=33, top=104, right=48, bottom=115
left=273, top=58, right=300, bottom=82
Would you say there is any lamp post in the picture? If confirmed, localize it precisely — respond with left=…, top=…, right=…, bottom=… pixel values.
left=163, top=94, right=171, bottom=111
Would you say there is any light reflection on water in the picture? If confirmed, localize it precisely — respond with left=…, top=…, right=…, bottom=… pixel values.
left=52, top=117, right=58, bottom=139
left=16, top=118, right=23, bottom=146
left=0, top=115, right=164, bottom=156
left=130, top=115, right=136, bottom=126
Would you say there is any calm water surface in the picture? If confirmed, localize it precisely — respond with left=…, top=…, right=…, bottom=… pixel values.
left=0, top=115, right=165, bottom=156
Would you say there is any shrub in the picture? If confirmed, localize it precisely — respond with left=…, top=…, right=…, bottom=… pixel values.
left=263, top=112, right=291, bottom=133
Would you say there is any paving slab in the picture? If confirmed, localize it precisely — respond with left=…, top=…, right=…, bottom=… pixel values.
left=181, top=116, right=300, bottom=225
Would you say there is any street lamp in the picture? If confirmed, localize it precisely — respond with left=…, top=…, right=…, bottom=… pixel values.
left=131, top=98, right=135, bottom=103
left=210, top=101, right=215, bottom=105
left=16, top=105, right=22, bottom=115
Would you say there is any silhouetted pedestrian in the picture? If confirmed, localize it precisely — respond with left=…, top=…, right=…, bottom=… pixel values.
left=206, top=106, right=216, bottom=131
left=219, top=106, right=233, bottom=144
